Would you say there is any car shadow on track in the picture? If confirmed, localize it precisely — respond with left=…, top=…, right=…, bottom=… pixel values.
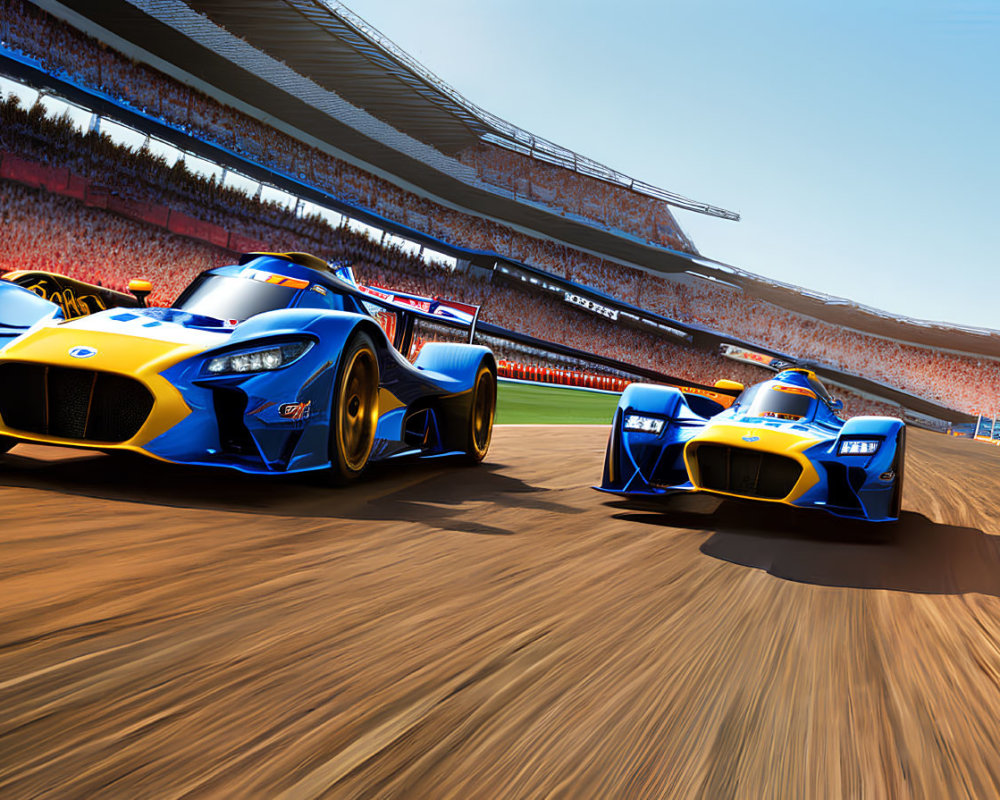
left=0, top=447, right=581, bottom=535
left=607, top=497, right=1000, bottom=597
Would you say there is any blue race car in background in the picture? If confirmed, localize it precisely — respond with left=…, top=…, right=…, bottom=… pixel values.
left=598, top=368, right=906, bottom=522
left=0, top=252, right=496, bottom=481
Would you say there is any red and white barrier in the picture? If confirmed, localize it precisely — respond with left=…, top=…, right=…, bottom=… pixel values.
left=497, top=360, right=630, bottom=393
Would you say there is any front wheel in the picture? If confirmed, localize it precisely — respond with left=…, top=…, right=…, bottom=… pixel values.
left=463, top=362, right=496, bottom=464
left=329, top=332, right=380, bottom=483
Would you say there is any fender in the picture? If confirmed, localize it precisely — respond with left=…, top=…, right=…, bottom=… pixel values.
left=817, top=416, right=905, bottom=520
left=619, top=383, right=687, bottom=419
left=162, top=309, right=388, bottom=468
left=412, top=342, right=495, bottom=391
left=224, top=307, right=372, bottom=346
left=837, top=415, right=905, bottom=440
left=835, top=416, right=906, bottom=479
left=602, top=383, right=709, bottom=493
left=412, top=343, right=495, bottom=452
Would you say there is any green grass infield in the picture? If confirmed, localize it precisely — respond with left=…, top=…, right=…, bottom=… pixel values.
left=495, top=379, right=619, bottom=425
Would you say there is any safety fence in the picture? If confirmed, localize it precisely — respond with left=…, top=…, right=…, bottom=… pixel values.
left=498, top=360, right=630, bottom=392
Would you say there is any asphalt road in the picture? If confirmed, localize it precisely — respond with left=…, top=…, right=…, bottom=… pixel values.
left=2, top=426, right=1000, bottom=798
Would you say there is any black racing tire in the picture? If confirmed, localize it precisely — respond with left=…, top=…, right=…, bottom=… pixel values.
left=328, top=331, right=380, bottom=484
left=0, top=435, right=15, bottom=455
left=889, top=427, right=906, bottom=519
left=462, top=361, right=496, bottom=464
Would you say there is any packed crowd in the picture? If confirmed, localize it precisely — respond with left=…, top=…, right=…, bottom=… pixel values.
left=454, top=143, right=694, bottom=252
left=0, top=177, right=902, bottom=421
left=0, top=177, right=758, bottom=382
left=1, top=96, right=991, bottom=416
left=2, top=93, right=993, bottom=417
left=637, top=278, right=1000, bottom=413
left=0, top=94, right=311, bottom=248
left=0, top=181, right=232, bottom=298
left=2, top=1, right=997, bottom=415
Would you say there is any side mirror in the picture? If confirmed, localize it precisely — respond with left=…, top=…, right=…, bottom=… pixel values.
left=830, top=398, right=844, bottom=411
left=714, top=379, right=745, bottom=393
left=128, top=279, right=152, bottom=308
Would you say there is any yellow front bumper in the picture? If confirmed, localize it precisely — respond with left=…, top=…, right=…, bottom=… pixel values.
left=683, top=423, right=821, bottom=504
left=0, top=328, right=201, bottom=452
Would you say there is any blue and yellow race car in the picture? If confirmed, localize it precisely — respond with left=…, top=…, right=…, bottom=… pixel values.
left=599, top=369, right=906, bottom=522
left=0, top=252, right=496, bottom=481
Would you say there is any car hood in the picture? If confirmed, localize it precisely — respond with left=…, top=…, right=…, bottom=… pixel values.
left=0, top=309, right=231, bottom=375
left=687, top=417, right=832, bottom=455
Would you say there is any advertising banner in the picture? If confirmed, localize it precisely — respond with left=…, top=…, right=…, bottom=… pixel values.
left=719, top=343, right=793, bottom=371
left=564, top=291, right=619, bottom=321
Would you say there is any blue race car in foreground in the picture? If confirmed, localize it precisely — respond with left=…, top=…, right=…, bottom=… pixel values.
left=0, top=252, right=496, bottom=481
left=599, top=368, right=905, bottom=522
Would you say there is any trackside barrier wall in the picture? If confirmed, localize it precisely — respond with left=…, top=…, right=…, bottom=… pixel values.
left=498, top=360, right=630, bottom=392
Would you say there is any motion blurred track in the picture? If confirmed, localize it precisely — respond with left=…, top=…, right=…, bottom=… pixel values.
left=3, top=427, right=1000, bottom=797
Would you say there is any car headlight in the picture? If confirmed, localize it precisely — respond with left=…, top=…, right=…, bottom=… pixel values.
left=205, top=341, right=313, bottom=375
left=624, top=414, right=665, bottom=434
left=838, top=438, right=880, bottom=456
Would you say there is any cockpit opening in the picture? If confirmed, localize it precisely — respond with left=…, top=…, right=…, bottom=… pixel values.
left=749, top=386, right=816, bottom=420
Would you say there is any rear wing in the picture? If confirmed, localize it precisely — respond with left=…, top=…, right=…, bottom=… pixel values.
left=334, top=265, right=481, bottom=344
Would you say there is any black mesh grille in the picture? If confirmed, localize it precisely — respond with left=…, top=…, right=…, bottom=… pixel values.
left=693, top=444, right=802, bottom=500
left=48, top=368, right=93, bottom=438
left=0, top=362, right=154, bottom=443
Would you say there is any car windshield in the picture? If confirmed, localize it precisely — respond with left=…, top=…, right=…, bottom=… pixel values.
left=174, top=275, right=299, bottom=321
left=749, top=385, right=816, bottom=420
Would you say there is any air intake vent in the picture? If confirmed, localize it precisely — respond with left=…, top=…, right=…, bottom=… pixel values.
left=693, top=444, right=802, bottom=500
left=0, top=362, right=154, bottom=443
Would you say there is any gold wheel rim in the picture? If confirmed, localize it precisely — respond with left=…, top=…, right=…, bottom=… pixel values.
left=471, top=369, right=495, bottom=455
left=339, top=348, right=378, bottom=472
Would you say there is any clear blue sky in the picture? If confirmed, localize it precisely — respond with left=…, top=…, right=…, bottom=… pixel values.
left=344, top=0, right=999, bottom=329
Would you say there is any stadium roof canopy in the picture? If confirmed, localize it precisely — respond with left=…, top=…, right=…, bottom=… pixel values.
left=36, top=0, right=739, bottom=220
left=197, top=0, right=741, bottom=220
left=44, top=0, right=738, bottom=221
left=183, top=0, right=492, bottom=155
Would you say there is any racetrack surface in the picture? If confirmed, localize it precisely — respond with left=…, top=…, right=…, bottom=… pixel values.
left=3, top=427, right=1000, bottom=798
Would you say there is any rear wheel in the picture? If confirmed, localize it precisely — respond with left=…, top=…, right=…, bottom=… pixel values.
left=889, top=427, right=906, bottom=518
left=329, top=332, right=379, bottom=483
left=463, top=362, right=496, bottom=463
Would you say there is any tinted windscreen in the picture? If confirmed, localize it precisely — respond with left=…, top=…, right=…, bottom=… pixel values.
left=175, top=276, right=298, bottom=321
left=750, top=388, right=815, bottom=420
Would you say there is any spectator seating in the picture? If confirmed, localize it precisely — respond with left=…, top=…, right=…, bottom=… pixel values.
left=1, top=4, right=996, bottom=416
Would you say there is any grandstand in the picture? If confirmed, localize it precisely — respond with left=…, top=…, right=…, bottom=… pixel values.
left=1, top=0, right=997, bottom=425
left=20, top=0, right=1000, bottom=356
